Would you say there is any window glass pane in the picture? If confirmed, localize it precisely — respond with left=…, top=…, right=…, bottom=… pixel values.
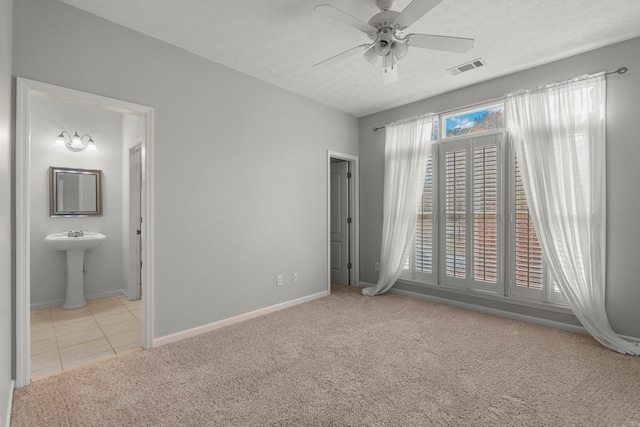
left=514, top=155, right=543, bottom=289
left=432, top=119, right=439, bottom=141
left=445, top=150, right=466, bottom=278
left=444, top=105, right=504, bottom=138
left=473, top=145, right=498, bottom=283
left=415, top=155, right=434, bottom=274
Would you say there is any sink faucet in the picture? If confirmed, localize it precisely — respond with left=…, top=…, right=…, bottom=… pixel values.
left=64, top=230, right=85, bottom=238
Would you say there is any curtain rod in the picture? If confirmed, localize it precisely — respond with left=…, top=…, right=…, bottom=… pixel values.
left=373, top=66, right=629, bottom=132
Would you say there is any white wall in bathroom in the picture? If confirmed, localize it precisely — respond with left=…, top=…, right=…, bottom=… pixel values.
left=30, top=95, right=125, bottom=307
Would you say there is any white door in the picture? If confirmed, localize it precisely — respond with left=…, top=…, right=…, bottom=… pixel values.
left=330, top=161, right=350, bottom=285
left=128, top=145, right=142, bottom=299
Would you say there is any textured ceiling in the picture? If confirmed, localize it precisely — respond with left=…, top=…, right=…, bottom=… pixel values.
left=58, top=0, right=640, bottom=117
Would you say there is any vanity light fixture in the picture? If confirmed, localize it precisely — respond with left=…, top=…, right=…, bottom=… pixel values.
left=54, top=130, right=97, bottom=152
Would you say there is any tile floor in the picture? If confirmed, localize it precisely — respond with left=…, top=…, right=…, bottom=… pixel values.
left=30, top=295, right=142, bottom=381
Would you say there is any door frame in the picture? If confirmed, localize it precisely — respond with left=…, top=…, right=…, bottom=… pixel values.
left=15, top=78, right=156, bottom=387
left=326, top=151, right=359, bottom=294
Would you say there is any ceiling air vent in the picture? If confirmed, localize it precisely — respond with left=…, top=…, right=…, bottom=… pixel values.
left=447, top=58, right=486, bottom=75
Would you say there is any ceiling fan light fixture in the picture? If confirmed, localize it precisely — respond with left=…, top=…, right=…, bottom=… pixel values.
left=363, top=45, right=379, bottom=65
left=391, top=40, right=408, bottom=61
left=374, top=39, right=391, bottom=56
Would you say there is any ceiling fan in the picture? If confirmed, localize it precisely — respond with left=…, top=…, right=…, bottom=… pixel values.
left=313, top=0, right=474, bottom=84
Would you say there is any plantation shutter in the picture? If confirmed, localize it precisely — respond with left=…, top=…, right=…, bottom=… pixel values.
left=440, top=133, right=503, bottom=292
left=473, top=144, right=498, bottom=283
left=514, top=155, right=543, bottom=290
left=415, top=155, right=434, bottom=274
left=444, top=147, right=467, bottom=281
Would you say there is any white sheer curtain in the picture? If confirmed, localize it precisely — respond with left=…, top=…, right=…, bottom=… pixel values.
left=362, top=116, right=433, bottom=296
left=506, top=74, right=639, bottom=355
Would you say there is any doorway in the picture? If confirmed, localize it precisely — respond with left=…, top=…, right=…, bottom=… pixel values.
left=327, top=151, right=359, bottom=293
left=128, top=144, right=142, bottom=300
left=15, top=78, right=155, bottom=387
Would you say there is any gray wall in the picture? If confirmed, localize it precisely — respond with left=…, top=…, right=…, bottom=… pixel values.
left=0, top=0, right=12, bottom=422
left=359, top=37, right=640, bottom=339
left=29, top=96, right=124, bottom=307
left=13, top=0, right=359, bottom=337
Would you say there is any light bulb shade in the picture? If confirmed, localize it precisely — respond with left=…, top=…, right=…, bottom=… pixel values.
left=391, top=41, right=409, bottom=61
left=363, top=45, right=379, bottom=65
left=54, top=133, right=66, bottom=147
left=87, top=138, right=97, bottom=152
left=70, top=132, right=84, bottom=149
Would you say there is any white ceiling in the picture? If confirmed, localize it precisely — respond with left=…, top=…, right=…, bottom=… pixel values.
left=58, top=0, right=640, bottom=117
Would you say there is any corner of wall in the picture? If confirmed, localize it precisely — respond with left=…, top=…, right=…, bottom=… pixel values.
left=1, top=380, right=15, bottom=427
left=0, top=0, right=13, bottom=423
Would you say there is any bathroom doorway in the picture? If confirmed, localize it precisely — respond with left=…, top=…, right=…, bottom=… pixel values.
left=129, top=145, right=142, bottom=300
left=327, top=151, right=359, bottom=293
left=15, top=78, right=155, bottom=387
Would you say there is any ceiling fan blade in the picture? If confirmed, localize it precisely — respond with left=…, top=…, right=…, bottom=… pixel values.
left=315, top=4, right=376, bottom=33
left=407, top=34, right=474, bottom=53
left=313, top=44, right=371, bottom=69
left=395, top=0, right=444, bottom=29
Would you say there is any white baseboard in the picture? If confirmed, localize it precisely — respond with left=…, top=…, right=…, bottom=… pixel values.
left=154, top=291, right=328, bottom=347
left=388, top=287, right=588, bottom=335
left=1, top=379, right=14, bottom=427
left=30, top=299, right=65, bottom=310
left=359, top=278, right=586, bottom=335
left=619, top=333, right=640, bottom=343
left=374, top=282, right=640, bottom=342
left=30, top=290, right=125, bottom=310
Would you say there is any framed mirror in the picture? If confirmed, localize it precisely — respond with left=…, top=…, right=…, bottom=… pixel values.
left=49, top=166, right=103, bottom=217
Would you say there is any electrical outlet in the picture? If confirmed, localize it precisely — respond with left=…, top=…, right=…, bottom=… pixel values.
left=277, top=275, right=283, bottom=286
left=375, top=262, right=380, bottom=271
left=293, top=272, right=299, bottom=282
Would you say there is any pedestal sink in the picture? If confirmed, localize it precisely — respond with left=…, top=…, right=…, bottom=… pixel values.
left=45, top=231, right=107, bottom=309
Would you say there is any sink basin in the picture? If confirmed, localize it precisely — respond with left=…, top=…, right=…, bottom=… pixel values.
left=45, top=231, right=107, bottom=309
left=45, top=231, right=107, bottom=251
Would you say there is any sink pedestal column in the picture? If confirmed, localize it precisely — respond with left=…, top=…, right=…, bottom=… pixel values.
left=64, top=249, right=87, bottom=309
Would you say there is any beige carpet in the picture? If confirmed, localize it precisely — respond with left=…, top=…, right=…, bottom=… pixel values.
left=12, top=286, right=640, bottom=426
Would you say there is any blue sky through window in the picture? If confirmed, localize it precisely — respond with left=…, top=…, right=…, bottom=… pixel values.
left=444, top=105, right=504, bottom=137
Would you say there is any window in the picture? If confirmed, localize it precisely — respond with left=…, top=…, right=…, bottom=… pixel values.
left=473, top=144, right=499, bottom=284
left=513, top=156, right=542, bottom=290
left=415, top=154, right=435, bottom=275
left=508, top=152, right=565, bottom=304
left=401, top=102, right=564, bottom=306
left=444, top=147, right=466, bottom=280
left=439, top=134, right=503, bottom=293
left=402, top=123, right=438, bottom=283
left=443, top=105, right=504, bottom=139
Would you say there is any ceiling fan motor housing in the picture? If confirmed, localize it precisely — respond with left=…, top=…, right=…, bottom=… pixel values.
left=367, top=11, right=408, bottom=60
left=375, top=0, right=395, bottom=12
left=367, top=10, right=401, bottom=35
